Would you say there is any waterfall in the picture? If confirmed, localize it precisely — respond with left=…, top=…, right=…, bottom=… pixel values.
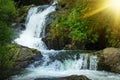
left=12, top=1, right=120, bottom=80
left=14, top=1, right=98, bottom=71
left=15, top=2, right=58, bottom=50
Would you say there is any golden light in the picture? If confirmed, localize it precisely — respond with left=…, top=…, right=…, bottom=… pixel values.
left=83, top=0, right=120, bottom=18
left=107, top=0, right=120, bottom=13
left=106, top=0, right=120, bottom=25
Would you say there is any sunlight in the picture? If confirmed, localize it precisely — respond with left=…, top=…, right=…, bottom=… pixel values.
left=83, top=0, right=120, bottom=18
left=109, top=0, right=120, bottom=10
left=107, top=0, right=120, bottom=13
left=83, top=6, right=108, bottom=18
left=107, top=0, right=120, bottom=25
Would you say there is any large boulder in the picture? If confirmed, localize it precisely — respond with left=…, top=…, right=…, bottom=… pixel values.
left=12, top=45, right=42, bottom=72
left=0, top=44, right=42, bottom=79
left=98, top=48, right=120, bottom=73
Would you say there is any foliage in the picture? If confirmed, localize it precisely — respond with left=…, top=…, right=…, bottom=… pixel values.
left=0, top=0, right=16, bottom=23
left=50, top=0, right=120, bottom=49
left=0, top=0, right=17, bottom=79
left=0, top=44, right=19, bottom=79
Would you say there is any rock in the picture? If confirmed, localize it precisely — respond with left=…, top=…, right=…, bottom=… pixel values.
left=0, top=44, right=42, bottom=79
left=12, top=45, right=42, bottom=72
left=45, top=12, right=57, bottom=37
left=98, top=48, right=120, bottom=73
left=35, top=75, right=90, bottom=80
left=12, top=23, right=26, bottom=34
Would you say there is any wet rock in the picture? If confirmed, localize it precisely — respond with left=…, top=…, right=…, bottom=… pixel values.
left=45, top=12, right=57, bottom=36
left=35, top=75, right=90, bottom=80
left=98, top=48, right=120, bottom=73
left=12, top=23, right=26, bottom=34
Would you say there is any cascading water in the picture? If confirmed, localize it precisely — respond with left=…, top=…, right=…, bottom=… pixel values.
left=12, top=1, right=120, bottom=80
left=14, top=3, right=56, bottom=50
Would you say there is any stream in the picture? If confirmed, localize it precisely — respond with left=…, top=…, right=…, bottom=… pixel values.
left=11, top=1, right=120, bottom=80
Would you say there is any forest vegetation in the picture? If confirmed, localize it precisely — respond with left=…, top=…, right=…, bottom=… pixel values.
left=49, top=0, right=120, bottom=50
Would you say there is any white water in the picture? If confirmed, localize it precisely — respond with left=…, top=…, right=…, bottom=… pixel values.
left=14, top=2, right=57, bottom=50
left=13, top=1, right=120, bottom=80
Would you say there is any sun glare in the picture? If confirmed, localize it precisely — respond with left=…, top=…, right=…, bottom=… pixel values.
left=108, top=0, right=120, bottom=12
left=83, top=0, right=120, bottom=18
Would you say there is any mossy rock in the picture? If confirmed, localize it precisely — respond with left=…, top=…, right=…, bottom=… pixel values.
left=13, top=45, right=42, bottom=70
left=5, top=44, right=42, bottom=75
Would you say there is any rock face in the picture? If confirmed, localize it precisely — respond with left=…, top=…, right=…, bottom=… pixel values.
left=35, top=75, right=90, bottom=80
left=98, top=48, right=120, bottom=73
